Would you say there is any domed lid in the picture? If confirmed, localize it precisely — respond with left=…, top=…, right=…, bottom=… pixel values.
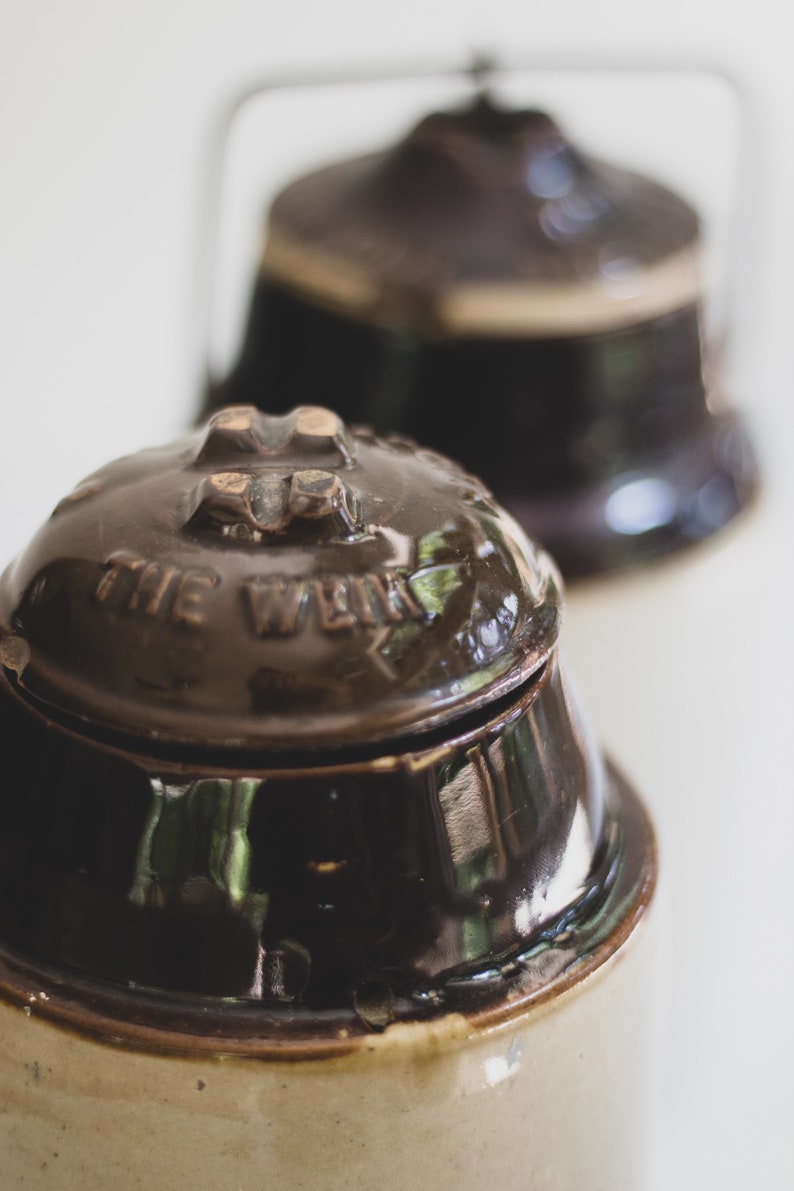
left=0, top=406, right=561, bottom=751
left=263, top=95, right=700, bottom=336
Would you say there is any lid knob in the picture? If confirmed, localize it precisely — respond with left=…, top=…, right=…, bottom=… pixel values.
left=185, top=466, right=362, bottom=543
left=196, top=405, right=353, bottom=467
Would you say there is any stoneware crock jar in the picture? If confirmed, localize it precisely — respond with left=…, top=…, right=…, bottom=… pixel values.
left=0, top=405, right=656, bottom=1189
left=203, top=91, right=756, bottom=579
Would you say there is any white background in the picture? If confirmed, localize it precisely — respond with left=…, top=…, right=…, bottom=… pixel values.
left=1, top=3, right=793, bottom=1188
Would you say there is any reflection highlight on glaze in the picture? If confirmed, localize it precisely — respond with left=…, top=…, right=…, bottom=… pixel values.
left=604, top=477, right=677, bottom=536
left=484, top=1037, right=525, bottom=1087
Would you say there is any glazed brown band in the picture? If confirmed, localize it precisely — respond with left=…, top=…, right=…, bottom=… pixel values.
left=0, top=766, right=655, bottom=1061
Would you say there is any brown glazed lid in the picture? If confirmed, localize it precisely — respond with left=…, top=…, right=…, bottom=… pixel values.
left=0, top=404, right=561, bottom=751
left=263, top=95, right=701, bottom=336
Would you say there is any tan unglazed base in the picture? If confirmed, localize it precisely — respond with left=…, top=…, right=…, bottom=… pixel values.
left=0, top=914, right=654, bottom=1191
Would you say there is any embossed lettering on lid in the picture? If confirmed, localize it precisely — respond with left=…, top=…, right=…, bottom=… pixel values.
left=0, top=406, right=562, bottom=749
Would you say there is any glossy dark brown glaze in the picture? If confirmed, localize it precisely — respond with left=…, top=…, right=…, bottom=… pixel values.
left=0, top=670, right=654, bottom=1056
left=0, top=407, right=560, bottom=748
left=0, top=657, right=608, bottom=1010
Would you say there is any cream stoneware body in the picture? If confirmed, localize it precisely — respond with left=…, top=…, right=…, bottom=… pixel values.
left=0, top=922, right=653, bottom=1191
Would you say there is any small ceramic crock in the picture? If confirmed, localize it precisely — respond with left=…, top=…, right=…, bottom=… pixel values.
left=203, top=92, right=756, bottom=577
left=0, top=406, right=655, bottom=1189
